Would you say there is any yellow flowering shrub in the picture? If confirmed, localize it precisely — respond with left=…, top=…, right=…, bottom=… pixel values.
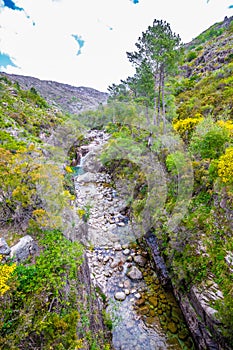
left=173, top=116, right=203, bottom=139
left=217, top=120, right=233, bottom=135
left=0, top=255, right=16, bottom=295
left=218, top=147, right=233, bottom=184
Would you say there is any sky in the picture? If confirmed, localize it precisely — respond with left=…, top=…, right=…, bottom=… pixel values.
left=0, top=0, right=232, bottom=92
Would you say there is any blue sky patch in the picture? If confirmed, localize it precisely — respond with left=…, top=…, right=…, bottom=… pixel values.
left=130, top=0, right=139, bottom=4
left=72, top=34, right=85, bottom=55
left=2, top=0, right=23, bottom=11
left=0, top=52, right=17, bottom=69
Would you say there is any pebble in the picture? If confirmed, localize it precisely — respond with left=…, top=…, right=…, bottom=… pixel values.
left=134, top=293, right=141, bottom=299
left=115, top=292, right=126, bottom=301
left=123, top=248, right=130, bottom=255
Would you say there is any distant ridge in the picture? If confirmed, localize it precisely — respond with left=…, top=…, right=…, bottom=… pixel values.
left=1, top=72, right=108, bottom=114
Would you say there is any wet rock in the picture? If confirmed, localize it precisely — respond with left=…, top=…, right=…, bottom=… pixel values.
left=135, top=298, right=145, bottom=306
left=127, top=266, right=143, bottom=280
left=178, top=328, right=189, bottom=341
left=150, top=309, right=156, bottom=317
left=0, top=237, right=10, bottom=255
left=139, top=305, right=150, bottom=315
left=115, top=292, right=126, bottom=301
left=149, top=296, right=158, bottom=308
left=133, top=254, right=147, bottom=267
left=167, top=321, right=178, bottom=334
left=110, top=258, right=123, bottom=268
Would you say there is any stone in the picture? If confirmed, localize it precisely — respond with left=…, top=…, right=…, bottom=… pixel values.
left=133, top=255, right=147, bottom=267
left=123, top=248, right=130, bottom=255
left=110, top=258, right=122, bottom=268
left=135, top=298, right=145, bottom=306
left=123, top=280, right=131, bottom=289
left=139, top=305, right=150, bottom=315
left=10, top=235, right=37, bottom=262
left=167, top=321, right=178, bottom=334
left=134, top=293, right=141, bottom=299
left=0, top=237, right=10, bottom=255
left=149, top=296, right=158, bottom=308
left=117, top=222, right=125, bottom=227
left=178, top=329, right=189, bottom=341
left=114, top=292, right=126, bottom=301
left=124, top=289, right=130, bottom=295
left=127, top=266, right=143, bottom=280
left=114, top=243, right=122, bottom=251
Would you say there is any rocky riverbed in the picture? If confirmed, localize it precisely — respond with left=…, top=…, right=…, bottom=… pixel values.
left=73, top=130, right=195, bottom=350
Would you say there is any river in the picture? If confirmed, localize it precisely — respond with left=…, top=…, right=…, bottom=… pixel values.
left=73, top=130, right=195, bottom=350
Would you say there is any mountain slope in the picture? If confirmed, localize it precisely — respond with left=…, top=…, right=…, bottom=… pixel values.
left=0, top=72, right=108, bottom=114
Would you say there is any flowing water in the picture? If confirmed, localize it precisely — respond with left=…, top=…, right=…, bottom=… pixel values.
left=74, top=130, right=195, bottom=350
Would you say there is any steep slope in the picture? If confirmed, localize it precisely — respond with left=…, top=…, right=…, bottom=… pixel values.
left=0, top=76, right=111, bottom=349
left=1, top=72, right=108, bottom=114
left=175, top=15, right=233, bottom=121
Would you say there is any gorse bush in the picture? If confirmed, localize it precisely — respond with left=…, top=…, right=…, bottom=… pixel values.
left=0, top=255, right=16, bottom=296
left=173, top=115, right=203, bottom=140
left=218, top=147, right=233, bottom=184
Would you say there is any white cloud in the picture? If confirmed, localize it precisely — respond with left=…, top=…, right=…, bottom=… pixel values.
left=0, top=0, right=232, bottom=91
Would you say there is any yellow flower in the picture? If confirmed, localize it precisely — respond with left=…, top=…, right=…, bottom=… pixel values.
left=0, top=261, right=16, bottom=296
left=218, top=147, right=233, bottom=184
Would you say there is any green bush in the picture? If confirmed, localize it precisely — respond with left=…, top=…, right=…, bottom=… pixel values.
left=190, top=119, right=229, bottom=159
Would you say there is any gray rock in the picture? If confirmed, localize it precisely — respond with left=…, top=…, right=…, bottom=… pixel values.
left=10, top=235, right=37, bottom=262
left=0, top=237, right=10, bottom=255
left=114, top=291, right=126, bottom=301
left=127, top=266, right=143, bottom=280
left=133, top=255, right=147, bottom=267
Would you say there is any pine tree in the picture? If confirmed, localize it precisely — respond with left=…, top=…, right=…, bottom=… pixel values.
left=127, top=19, right=182, bottom=129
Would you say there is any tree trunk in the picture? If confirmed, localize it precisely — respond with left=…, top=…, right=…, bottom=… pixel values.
left=161, top=66, right=166, bottom=133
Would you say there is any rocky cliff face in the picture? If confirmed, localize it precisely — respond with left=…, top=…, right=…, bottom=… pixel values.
left=1, top=72, right=108, bottom=114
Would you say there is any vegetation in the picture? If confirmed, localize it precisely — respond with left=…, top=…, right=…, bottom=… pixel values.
left=0, top=14, right=233, bottom=349
left=0, top=76, right=111, bottom=349
left=81, top=16, right=233, bottom=347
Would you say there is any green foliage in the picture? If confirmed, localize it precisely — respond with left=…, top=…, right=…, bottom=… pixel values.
left=166, top=151, right=187, bottom=176
left=186, top=51, right=197, bottom=62
left=0, top=77, right=65, bottom=139
left=0, top=229, right=83, bottom=349
left=190, top=119, right=229, bottom=159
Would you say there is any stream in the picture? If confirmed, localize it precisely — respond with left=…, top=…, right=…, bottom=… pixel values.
left=73, top=130, right=195, bottom=350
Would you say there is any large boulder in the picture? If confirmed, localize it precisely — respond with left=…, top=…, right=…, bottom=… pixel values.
left=10, top=235, right=38, bottom=262
left=0, top=237, right=11, bottom=256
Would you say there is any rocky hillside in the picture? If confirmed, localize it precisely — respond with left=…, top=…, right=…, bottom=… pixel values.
left=1, top=72, right=108, bottom=114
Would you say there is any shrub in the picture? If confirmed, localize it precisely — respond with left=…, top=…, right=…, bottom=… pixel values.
left=218, top=147, right=233, bottom=184
left=173, top=116, right=203, bottom=140
left=0, top=255, right=16, bottom=295
left=190, top=119, right=229, bottom=159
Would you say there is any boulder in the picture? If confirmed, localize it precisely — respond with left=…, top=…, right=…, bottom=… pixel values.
left=0, top=237, right=10, bottom=255
left=127, top=266, right=143, bottom=280
left=10, top=235, right=37, bottom=262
